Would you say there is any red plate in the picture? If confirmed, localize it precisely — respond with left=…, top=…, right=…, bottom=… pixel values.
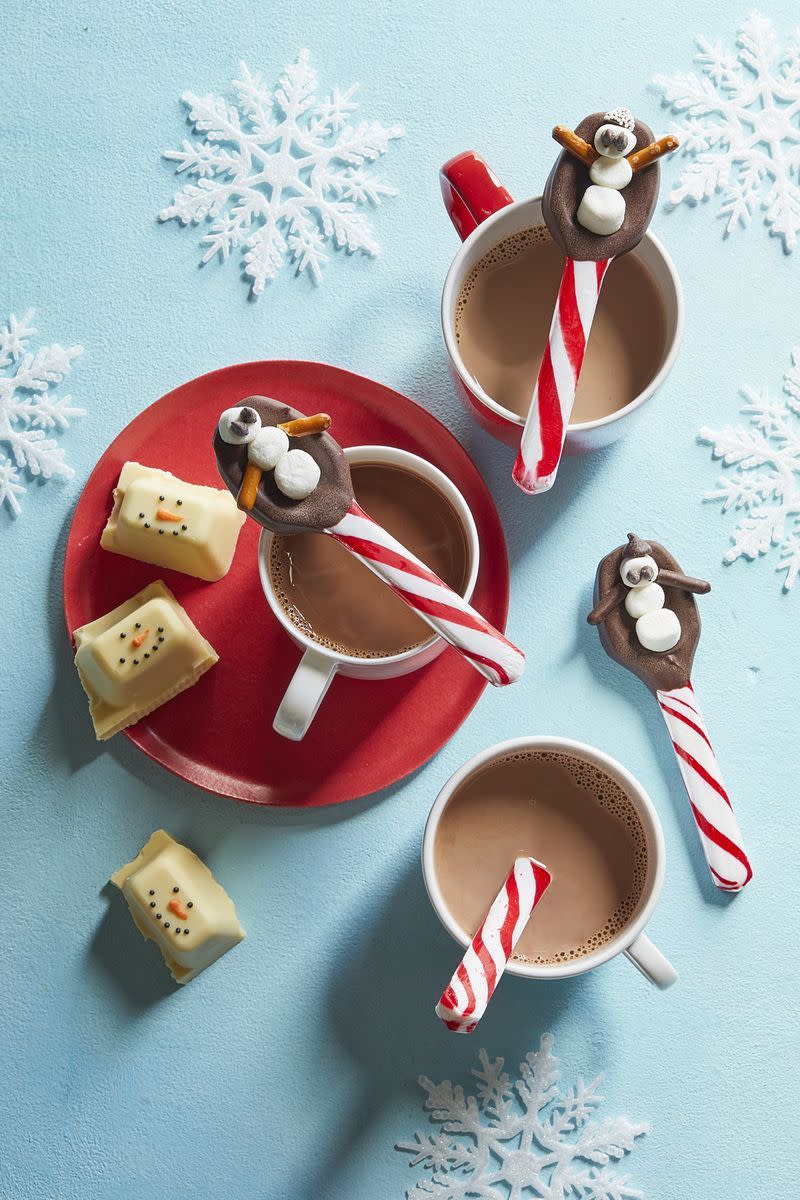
left=63, top=361, right=510, bottom=806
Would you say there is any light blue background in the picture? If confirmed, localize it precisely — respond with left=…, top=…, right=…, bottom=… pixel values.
left=2, top=2, right=797, bottom=1197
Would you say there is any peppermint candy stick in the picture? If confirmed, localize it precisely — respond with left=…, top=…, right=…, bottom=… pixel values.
left=513, top=257, right=611, bottom=495
left=326, top=500, right=525, bottom=687
left=436, top=857, right=552, bottom=1033
left=656, top=683, right=752, bottom=892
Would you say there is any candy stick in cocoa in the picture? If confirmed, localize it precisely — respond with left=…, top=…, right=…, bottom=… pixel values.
left=435, top=857, right=552, bottom=1033
left=513, top=108, right=678, bottom=495
left=588, top=533, right=751, bottom=893
left=513, top=256, right=610, bottom=494
left=215, top=397, right=525, bottom=687
left=326, top=500, right=525, bottom=687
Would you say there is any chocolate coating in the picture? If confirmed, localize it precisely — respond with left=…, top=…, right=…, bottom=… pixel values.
left=592, top=540, right=701, bottom=693
left=543, top=113, right=660, bottom=261
left=214, top=396, right=352, bottom=534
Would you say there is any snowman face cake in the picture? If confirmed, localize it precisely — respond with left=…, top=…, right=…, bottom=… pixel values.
left=101, top=463, right=245, bottom=581
left=111, top=830, right=245, bottom=984
left=73, top=580, right=218, bottom=739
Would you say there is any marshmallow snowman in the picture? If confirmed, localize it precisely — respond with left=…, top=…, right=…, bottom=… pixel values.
left=577, top=107, right=637, bottom=236
left=619, top=550, right=681, bottom=652
left=216, top=406, right=320, bottom=500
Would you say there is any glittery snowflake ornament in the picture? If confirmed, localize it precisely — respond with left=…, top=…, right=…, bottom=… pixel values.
left=654, top=12, right=800, bottom=251
left=0, top=310, right=84, bottom=517
left=397, top=1034, right=648, bottom=1200
left=700, top=349, right=800, bottom=590
left=160, top=51, right=404, bottom=293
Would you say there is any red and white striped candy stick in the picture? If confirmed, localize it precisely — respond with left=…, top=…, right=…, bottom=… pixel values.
left=435, top=857, right=552, bottom=1033
left=326, top=500, right=525, bottom=687
left=656, top=682, right=752, bottom=892
left=512, top=257, right=611, bottom=495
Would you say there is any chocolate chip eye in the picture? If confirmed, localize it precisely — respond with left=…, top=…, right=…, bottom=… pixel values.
left=239, top=407, right=258, bottom=425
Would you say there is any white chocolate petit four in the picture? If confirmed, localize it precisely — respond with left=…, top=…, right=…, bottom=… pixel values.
left=111, top=830, right=244, bottom=984
left=101, top=462, right=245, bottom=582
left=73, top=580, right=218, bottom=740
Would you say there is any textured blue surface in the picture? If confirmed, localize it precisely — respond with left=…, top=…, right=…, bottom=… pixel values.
left=2, top=2, right=798, bottom=1197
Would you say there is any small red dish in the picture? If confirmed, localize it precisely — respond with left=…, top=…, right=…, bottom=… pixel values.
left=63, top=361, right=510, bottom=806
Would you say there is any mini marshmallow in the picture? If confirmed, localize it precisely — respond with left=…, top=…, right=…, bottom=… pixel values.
left=620, top=554, right=659, bottom=587
left=594, top=123, right=637, bottom=158
left=248, top=426, right=290, bottom=471
left=217, top=405, right=261, bottom=445
left=625, top=581, right=665, bottom=620
left=636, top=608, right=681, bottom=653
left=577, top=185, right=625, bottom=235
left=273, top=449, right=321, bottom=500
left=589, top=155, right=633, bottom=190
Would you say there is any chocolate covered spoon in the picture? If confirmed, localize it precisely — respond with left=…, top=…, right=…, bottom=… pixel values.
left=513, top=109, right=678, bottom=495
left=215, top=397, right=525, bottom=687
left=588, top=533, right=751, bottom=892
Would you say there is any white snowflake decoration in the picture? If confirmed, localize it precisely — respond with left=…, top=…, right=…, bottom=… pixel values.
left=653, top=12, right=800, bottom=250
left=159, top=50, right=404, bottom=293
left=700, top=349, right=800, bottom=590
left=397, top=1034, right=648, bottom=1200
left=0, top=310, right=84, bottom=517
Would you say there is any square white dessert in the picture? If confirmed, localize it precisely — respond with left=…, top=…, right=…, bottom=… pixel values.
left=111, top=830, right=245, bottom=983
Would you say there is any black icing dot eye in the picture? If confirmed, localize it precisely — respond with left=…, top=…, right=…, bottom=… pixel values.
left=152, top=645, right=158, bottom=653
left=150, top=901, right=156, bottom=908
left=183, top=929, right=190, bottom=935
left=163, top=922, right=170, bottom=929
left=158, top=529, right=164, bottom=535
left=177, top=499, right=183, bottom=506
left=159, top=495, right=165, bottom=502
left=173, top=886, right=179, bottom=893
left=120, top=632, right=126, bottom=639
left=158, top=636, right=164, bottom=643
left=156, top=913, right=162, bottom=920
left=187, top=901, right=193, bottom=908
left=119, top=657, right=125, bottom=664
left=174, top=928, right=181, bottom=935
left=139, top=512, right=145, bottom=518
left=172, top=530, right=179, bottom=536
left=144, top=522, right=150, bottom=529
left=135, top=623, right=141, bottom=629
left=144, top=652, right=150, bottom=659
left=149, top=891, right=155, bottom=896
left=133, top=659, right=139, bottom=665
left=157, top=627, right=164, bottom=633
left=181, top=525, right=187, bottom=531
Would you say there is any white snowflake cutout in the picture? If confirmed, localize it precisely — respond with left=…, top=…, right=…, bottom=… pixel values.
left=653, top=12, right=800, bottom=251
left=0, top=310, right=84, bottom=518
left=397, top=1034, right=648, bottom=1200
left=700, top=349, right=800, bottom=590
left=159, top=50, right=404, bottom=294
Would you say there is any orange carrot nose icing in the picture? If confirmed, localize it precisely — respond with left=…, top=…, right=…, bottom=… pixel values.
left=168, top=897, right=189, bottom=920
left=130, top=627, right=151, bottom=649
left=156, top=508, right=182, bottom=522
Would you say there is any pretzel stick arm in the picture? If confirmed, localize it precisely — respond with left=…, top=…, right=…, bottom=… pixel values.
left=278, top=413, right=331, bottom=437
left=552, top=125, right=598, bottom=167
left=627, top=136, right=679, bottom=173
left=238, top=462, right=262, bottom=511
left=588, top=585, right=626, bottom=625
left=658, top=569, right=710, bottom=595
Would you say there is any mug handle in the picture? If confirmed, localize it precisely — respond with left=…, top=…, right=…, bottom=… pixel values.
left=624, top=932, right=678, bottom=990
left=440, top=151, right=515, bottom=240
left=273, top=648, right=337, bottom=741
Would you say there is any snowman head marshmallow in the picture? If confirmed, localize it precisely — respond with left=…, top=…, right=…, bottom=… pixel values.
left=619, top=533, right=659, bottom=588
left=594, top=107, right=637, bottom=158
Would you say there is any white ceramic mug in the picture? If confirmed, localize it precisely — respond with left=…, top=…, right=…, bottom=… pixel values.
left=440, top=152, right=684, bottom=453
left=422, top=736, right=677, bottom=989
left=258, top=445, right=481, bottom=741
